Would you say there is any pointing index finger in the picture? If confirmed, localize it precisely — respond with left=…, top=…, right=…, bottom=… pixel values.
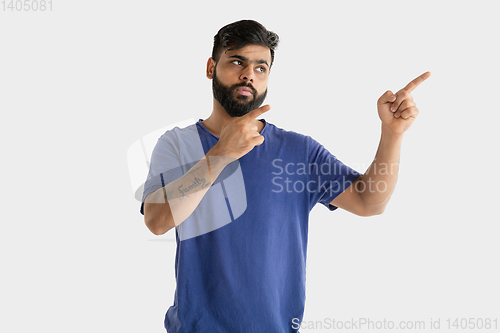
left=403, top=71, right=431, bottom=93
left=240, top=104, right=271, bottom=123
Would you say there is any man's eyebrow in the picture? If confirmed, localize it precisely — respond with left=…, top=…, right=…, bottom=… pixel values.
left=228, top=54, right=269, bottom=68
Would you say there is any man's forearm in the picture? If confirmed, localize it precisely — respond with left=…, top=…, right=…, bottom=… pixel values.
left=144, top=147, right=233, bottom=234
left=358, top=124, right=403, bottom=213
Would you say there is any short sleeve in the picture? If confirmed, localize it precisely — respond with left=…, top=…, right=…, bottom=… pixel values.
left=140, top=134, right=183, bottom=215
left=306, top=136, right=362, bottom=211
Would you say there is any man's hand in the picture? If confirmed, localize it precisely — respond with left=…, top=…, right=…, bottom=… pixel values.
left=210, top=105, right=271, bottom=159
left=377, top=72, right=431, bottom=135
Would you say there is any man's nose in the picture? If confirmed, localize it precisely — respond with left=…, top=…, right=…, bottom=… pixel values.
left=239, top=66, right=254, bottom=83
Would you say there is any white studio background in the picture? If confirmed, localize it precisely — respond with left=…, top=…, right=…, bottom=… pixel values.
left=1, top=1, right=498, bottom=332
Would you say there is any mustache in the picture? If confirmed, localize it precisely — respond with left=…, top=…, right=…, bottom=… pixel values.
left=230, top=82, right=257, bottom=95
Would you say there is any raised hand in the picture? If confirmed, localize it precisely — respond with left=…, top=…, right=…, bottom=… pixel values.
left=377, top=72, right=431, bottom=135
left=210, top=105, right=271, bottom=159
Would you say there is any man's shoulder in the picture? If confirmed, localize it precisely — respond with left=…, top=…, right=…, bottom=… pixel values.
left=265, top=120, right=314, bottom=145
left=157, top=120, right=199, bottom=142
left=146, top=120, right=203, bottom=158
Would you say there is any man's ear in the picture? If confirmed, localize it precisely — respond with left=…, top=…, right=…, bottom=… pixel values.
left=206, top=57, right=216, bottom=79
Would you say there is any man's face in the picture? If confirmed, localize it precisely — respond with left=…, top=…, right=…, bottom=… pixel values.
left=210, top=44, right=271, bottom=117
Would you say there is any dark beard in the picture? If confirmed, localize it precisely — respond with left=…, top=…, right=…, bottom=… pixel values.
left=212, top=67, right=268, bottom=117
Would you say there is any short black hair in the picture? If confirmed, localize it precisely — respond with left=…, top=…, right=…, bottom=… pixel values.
left=212, top=20, right=279, bottom=67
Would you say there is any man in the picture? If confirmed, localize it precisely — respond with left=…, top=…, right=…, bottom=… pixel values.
left=141, top=20, right=430, bottom=332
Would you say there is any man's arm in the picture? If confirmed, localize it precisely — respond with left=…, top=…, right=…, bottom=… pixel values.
left=330, top=126, right=402, bottom=216
left=330, top=72, right=431, bottom=216
left=144, top=104, right=271, bottom=235
left=144, top=151, right=232, bottom=235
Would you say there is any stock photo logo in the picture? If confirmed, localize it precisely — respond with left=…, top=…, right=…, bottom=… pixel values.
left=127, top=119, right=248, bottom=241
left=1, top=0, right=53, bottom=11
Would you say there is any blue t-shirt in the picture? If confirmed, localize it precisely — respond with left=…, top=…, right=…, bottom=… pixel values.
left=141, top=119, right=362, bottom=332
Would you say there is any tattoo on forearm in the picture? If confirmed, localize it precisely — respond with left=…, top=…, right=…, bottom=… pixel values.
left=163, top=164, right=214, bottom=201
left=178, top=176, right=211, bottom=200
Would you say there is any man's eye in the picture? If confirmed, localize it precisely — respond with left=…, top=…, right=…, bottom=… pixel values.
left=231, top=60, right=242, bottom=65
left=257, top=66, right=266, bottom=73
